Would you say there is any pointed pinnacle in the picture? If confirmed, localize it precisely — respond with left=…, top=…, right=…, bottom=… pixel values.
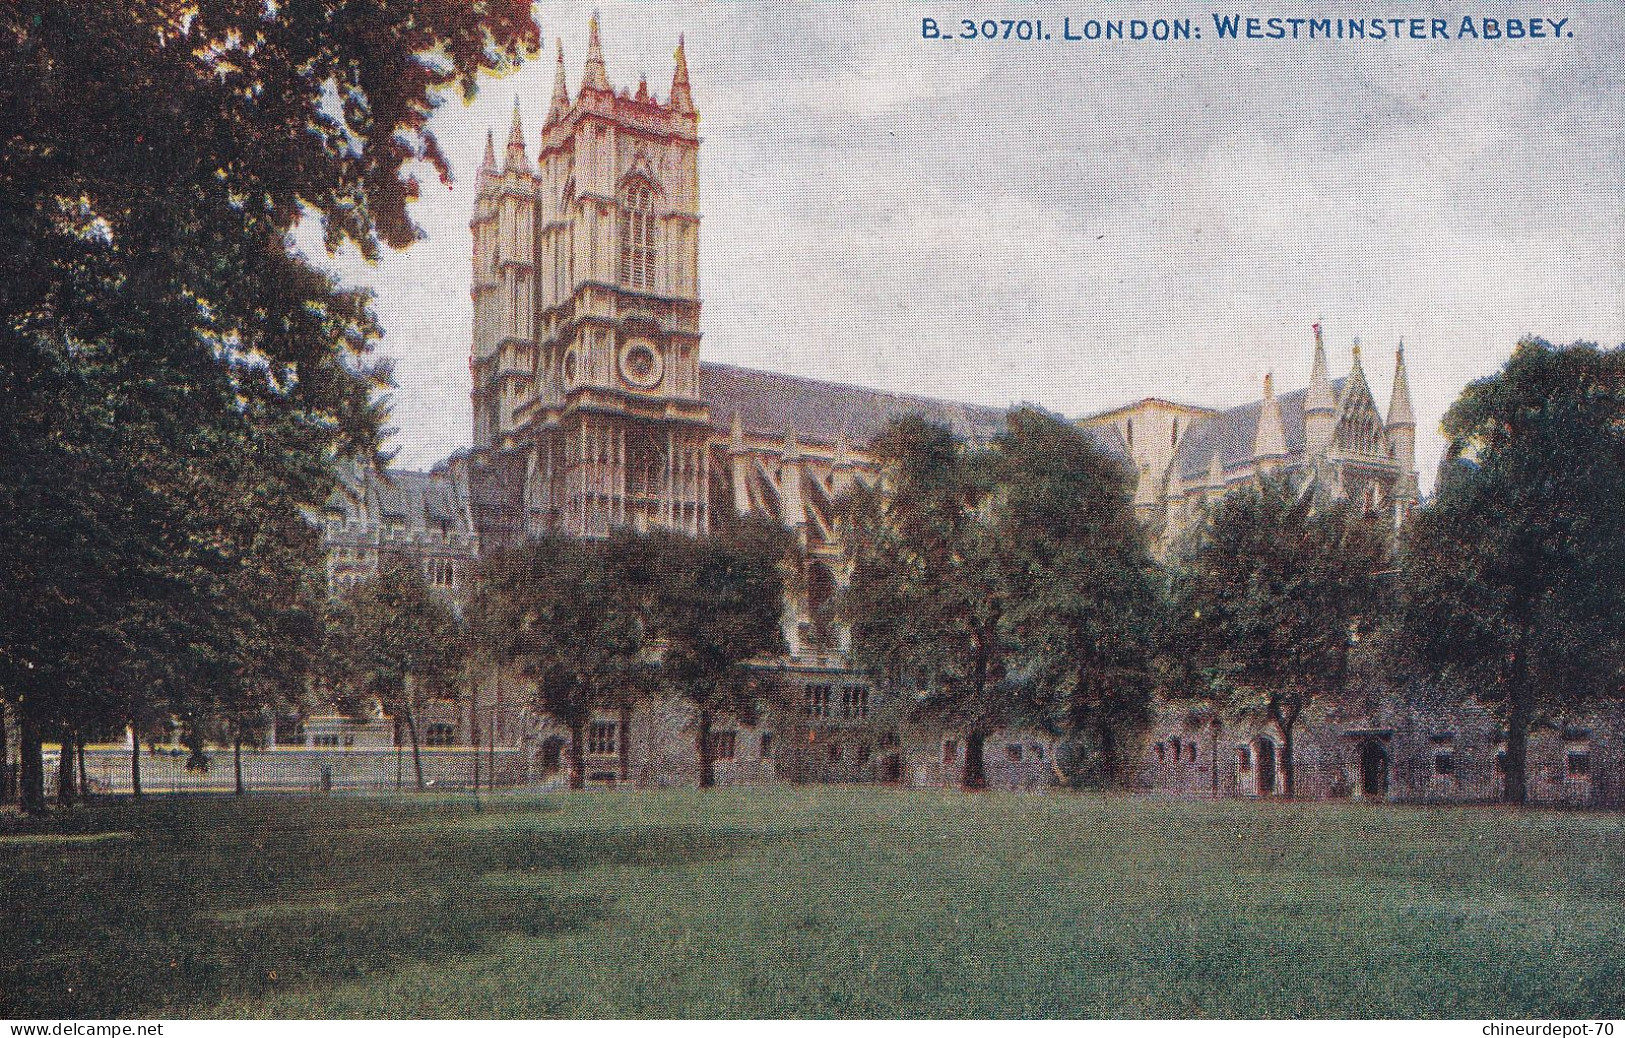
left=670, top=32, right=694, bottom=113
left=583, top=11, right=609, bottom=93
left=480, top=128, right=496, bottom=170
left=1254, top=371, right=1287, bottom=458
left=1306, top=321, right=1335, bottom=415
left=503, top=97, right=531, bottom=173
left=547, top=38, right=570, bottom=123
left=1387, top=341, right=1416, bottom=428
left=508, top=96, right=525, bottom=147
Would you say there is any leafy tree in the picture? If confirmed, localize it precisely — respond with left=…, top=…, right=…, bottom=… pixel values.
left=841, top=416, right=1016, bottom=789
left=642, top=517, right=792, bottom=788
left=472, top=536, right=650, bottom=790
left=1171, top=479, right=1389, bottom=797
left=335, top=560, right=466, bottom=790
left=991, top=410, right=1165, bottom=787
left=0, top=2, right=537, bottom=811
left=1397, top=339, right=1625, bottom=803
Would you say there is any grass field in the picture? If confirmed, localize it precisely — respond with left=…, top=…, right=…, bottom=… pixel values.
left=2, top=788, right=1623, bottom=1018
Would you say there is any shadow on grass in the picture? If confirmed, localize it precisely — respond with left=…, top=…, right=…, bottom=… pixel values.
left=0, top=796, right=790, bottom=1018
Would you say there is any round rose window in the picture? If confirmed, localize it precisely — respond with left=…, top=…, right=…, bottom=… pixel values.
left=618, top=340, right=663, bottom=389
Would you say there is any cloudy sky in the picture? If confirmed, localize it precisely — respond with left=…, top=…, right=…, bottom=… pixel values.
left=296, top=2, right=1625, bottom=491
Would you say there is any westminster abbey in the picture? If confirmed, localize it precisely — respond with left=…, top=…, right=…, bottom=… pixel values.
left=313, top=19, right=1620, bottom=805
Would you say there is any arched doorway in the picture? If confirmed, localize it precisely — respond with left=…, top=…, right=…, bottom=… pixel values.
left=1359, top=739, right=1389, bottom=799
left=537, top=736, right=565, bottom=776
left=1255, top=737, right=1277, bottom=796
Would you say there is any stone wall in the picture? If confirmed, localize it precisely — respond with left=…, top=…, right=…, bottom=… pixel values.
left=1133, top=699, right=1625, bottom=807
left=64, top=747, right=526, bottom=795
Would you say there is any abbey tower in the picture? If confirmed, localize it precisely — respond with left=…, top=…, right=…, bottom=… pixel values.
left=470, top=18, right=709, bottom=538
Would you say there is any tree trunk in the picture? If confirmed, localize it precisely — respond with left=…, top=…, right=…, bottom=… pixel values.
left=1210, top=722, right=1221, bottom=798
left=697, top=708, right=715, bottom=789
left=233, top=734, right=244, bottom=796
left=1503, top=690, right=1533, bottom=805
left=130, top=727, right=142, bottom=799
left=76, top=736, right=88, bottom=800
left=1279, top=722, right=1296, bottom=799
left=567, top=719, right=586, bottom=790
left=962, top=730, right=987, bottom=790
left=19, top=713, right=46, bottom=815
left=618, top=702, right=632, bottom=783
left=55, top=731, right=76, bottom=807
left=404, top=709, right=425, bottom=791
left=0, top=704, right=11, bottom=805
left=471, top=702, right=481, bottom=792
left=1094, top=716, right=1120, bottom=789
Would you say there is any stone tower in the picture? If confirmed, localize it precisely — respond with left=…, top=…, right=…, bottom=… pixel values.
left=471, top=19, right=709, bottom=538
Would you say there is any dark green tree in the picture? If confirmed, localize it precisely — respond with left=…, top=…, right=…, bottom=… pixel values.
left=642, top=517, right=792, bottom=788
left=0, top=3, right=537, bottom=811
left=335, top=560, right=467, bottom=790
left=991, top=410, right=1165, bottom=787
left=840, top=416, right=1015, bottom=789
left=473, top=536, right=650, bottom=790
left=1396, top=339, right=1625, bottom=803
left=1171, top=479, right=1389, bottom=797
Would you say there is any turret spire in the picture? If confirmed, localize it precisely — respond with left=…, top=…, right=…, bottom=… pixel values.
left=1347, top=336, right=1370, bottom=392
left=1305, top=320, right=1335, bottom=415
left=546, top=38, right=570, bottom=124
left=582, top=12, right=609, bottom=93
left=1253, top=372, right=1288, bottom=459
left=1386, top=340, right=1416, bottom=428
left=670, top=33, right=694, bottom=114
left=480, top=128, right=496, bottom=171
left=505, top=97, right=530, bottom=172
left=1303, top=320, right=1338, bottom=456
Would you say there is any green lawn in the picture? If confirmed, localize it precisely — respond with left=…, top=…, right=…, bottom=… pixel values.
left=2, top=788, right=1623, bottom=1018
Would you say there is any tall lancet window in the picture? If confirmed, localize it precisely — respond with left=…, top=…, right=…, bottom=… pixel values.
left=620, top=182, right=657, bottom=290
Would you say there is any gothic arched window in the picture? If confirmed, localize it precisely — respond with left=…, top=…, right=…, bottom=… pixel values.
left=620, top=181, right=657, bottom=290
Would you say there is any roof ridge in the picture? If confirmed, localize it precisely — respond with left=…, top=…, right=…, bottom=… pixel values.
left=700, top=360, right=1009, bottom=418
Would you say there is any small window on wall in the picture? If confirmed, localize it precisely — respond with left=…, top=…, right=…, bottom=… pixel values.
left=1186, top=742, right=1199, bottom=765
left=1005, top=744, right=1023, bottom=763
left=425, top=723, right=456, bottom=747
left=1238, top=746, right=1252, bottom=771
left=805, top=685, right=832, bottom=719
left=588, top=720, right=617, bottom=756
left=841, top=686, right=870, bottom=719
left=710, top=731, right=737, bottom=761
left=759, top=732, right=773, bottom=759
left=1567, top=751, right=1591, bottom=779
left=1155, top=742, right=1166, bottom=762
left=1433, top=751, right=1455, bottom=776
left=1030, top=744, right=1046, bottom=761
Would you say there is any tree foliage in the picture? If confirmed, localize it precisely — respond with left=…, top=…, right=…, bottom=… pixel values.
left=472, top=535, right=651, bottom=790
left=840, top=416, right=1012, bottom=788
left=842, top=411, right=1158, bottom=788
left=642, top=516, right=792, bottom=788
left=1396, top=339, right=1625, bottom=803
left=334, top=559, right=466, bottom=790
left=990, top=410, right=1164, bottom=786
left=1171, top=478, right=1389, bottom=797
left=0, top=2, right=537, bottom=810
